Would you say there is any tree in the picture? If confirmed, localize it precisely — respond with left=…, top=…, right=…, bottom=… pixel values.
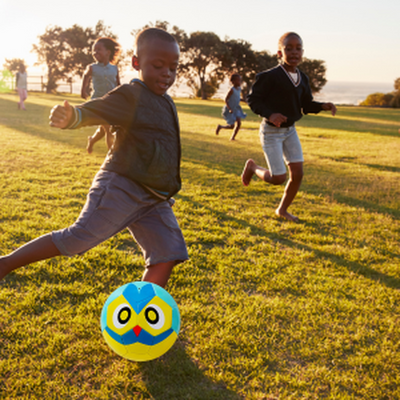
left=298, top=58, right=327, bottom=94
left=2, top=59, right=26, bottom=92
left=180, top=31, right=226, bottom=99
left=32, top=26, right=67, bottom=93
left=3, top=58, right=27, bottom=74
left=221, top=39, right=277, bottom=97
left=63, top=21, right=119, bottom=79
left=129, top=21, right=186, bottom=59
left=32, top=21, right=118, bottom=93
left=394, top=77, right=400, bottom=92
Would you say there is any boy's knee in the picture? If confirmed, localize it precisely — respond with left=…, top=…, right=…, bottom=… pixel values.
left=291, top=169, right=304, bottom=183
left=270, top=174, right=286, bottom=185
left=51, top=227, right=100, bottom=257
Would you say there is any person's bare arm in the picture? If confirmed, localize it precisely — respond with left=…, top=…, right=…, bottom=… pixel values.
left=81, top=65, right=92, bottom=99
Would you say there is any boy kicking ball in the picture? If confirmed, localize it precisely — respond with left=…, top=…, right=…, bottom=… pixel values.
left=0, top=28, right=188, bottom=288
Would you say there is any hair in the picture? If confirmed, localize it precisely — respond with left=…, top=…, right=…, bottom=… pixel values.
left=95, top=37, right=122, bottom=64
left=230, top=73, right=241, bottom=84
left=19, top=64, right=26, bottom=73
left=278, top=32, right=302, bottom=51
left=135, top=28, right=177, bottom=57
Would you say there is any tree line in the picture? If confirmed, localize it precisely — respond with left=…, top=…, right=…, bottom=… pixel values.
left=4, top=20, right=328, bottom=99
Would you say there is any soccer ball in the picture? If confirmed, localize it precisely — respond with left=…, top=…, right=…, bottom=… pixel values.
left=101, top=281, right=180, bottom=361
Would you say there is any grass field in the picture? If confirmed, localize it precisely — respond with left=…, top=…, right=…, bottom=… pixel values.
left=0, top=92, right=399, bottom=399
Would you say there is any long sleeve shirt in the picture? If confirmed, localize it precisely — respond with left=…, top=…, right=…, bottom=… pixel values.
left=247, top=65, right=323, bottom=127
left=67, top=80, right=182, bottom=199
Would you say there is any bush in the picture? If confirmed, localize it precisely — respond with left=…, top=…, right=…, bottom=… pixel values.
left=0, top=70, right=13, bottom=93
left=360, top=92, right=394, bottom=107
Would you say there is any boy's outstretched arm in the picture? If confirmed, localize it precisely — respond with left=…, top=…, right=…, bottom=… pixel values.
left=49, top=100, right=74, bottom=129
left=322, top=102, right=337, bottom=116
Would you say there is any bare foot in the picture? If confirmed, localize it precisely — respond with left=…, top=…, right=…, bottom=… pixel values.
left=216, top=125, right=221, bottom=135
left=275, top=209, right=299, bottom=223
left=87, top=136, right=94, bottom=154
left=241, top=159, right=255, bottom=186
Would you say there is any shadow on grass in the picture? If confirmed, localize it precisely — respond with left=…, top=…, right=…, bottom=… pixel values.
left=178, top=193, right=400, bottom=291
left=176, top=98, right=256, bottom=118
left=298, top=113, right=400, bottom=137
left=0, top=96, right=98, bottom=151
left=139, top=340, right=240, bottom=400
left=364, top=163, right=400, bottom=173
left=283, top=234, right=400, bottom=291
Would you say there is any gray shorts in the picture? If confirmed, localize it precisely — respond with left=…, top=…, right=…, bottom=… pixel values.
left=52, top=170, right=188, bottom=267
left=259, top=121, right=304, bottom=176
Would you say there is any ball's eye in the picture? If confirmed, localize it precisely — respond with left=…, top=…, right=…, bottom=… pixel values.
left=113, top=304, right=132, bottom=329
left=144, top=304, right=165, bottom=330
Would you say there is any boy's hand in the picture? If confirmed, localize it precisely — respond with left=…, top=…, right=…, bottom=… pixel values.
left=269, top=113, right=287, bottom=127
left=322, top=102, right=337, bottom=116
left=49, top=100, right=73, bottom=128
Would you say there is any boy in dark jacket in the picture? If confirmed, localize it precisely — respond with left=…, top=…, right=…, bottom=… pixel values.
left=0, top=28, right=188, bottom=288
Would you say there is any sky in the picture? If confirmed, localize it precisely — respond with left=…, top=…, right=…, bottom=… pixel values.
left=1, top=0, right=399, bottom=84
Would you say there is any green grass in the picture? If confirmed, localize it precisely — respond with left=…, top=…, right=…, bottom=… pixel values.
left=0, top=92, right=400, bottom=399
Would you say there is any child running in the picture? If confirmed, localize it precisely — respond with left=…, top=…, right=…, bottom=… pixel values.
left=16, top=64, right=28, bottom=110
left=216, top=73, right=247, bottom=141
left=81, top=37, right=121, bottom=153
left=241, top=32, right=336, bottom=222
left=0, top=28, right=188, bottom=288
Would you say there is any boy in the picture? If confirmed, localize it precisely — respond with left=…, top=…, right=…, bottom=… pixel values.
left=0, top=28, right=188, bottom=288
left=241, top=32, right=336, bottom=222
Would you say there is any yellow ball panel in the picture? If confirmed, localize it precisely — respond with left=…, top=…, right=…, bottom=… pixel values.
left=103, top=330, right=127, bottom=358
left=148, top=331, right=178, bottom=359
left=123, top=332, right=178, bottom=361
left=137, top=296, right=173, bottom=336
left=106, top=295, right=138, bottom=335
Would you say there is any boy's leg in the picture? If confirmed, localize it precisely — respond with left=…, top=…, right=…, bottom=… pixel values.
left=216, top=124, right=234, bottom=135
left=128, top=200, right=188, bottom=289
left=0, top=234, right=61, bottom=280
left=142, top=261, right=178, bottom=288
left=104, top=125, right=115, bottom=150
left=21, top=89, right=27, bottom=110
left=87, top=126, right=106, bottom=154
left=275, top=161, right=303, bottom=222
left=230, top=118, right=241, bottom=141
left=241, top=159, right=286, bottom=186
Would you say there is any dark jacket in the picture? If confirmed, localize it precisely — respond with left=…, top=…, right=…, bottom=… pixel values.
left=247, top=65, right=323, bottom=127
left=67, top=81, right=181, bottom=199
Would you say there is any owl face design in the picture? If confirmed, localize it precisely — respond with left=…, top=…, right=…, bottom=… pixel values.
left=101, top=282, right=180, bottom=361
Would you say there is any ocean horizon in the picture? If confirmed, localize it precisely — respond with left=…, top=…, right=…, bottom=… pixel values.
left=171, top=79, right=395, bottom=106
left=210, top=79, right=395, bottom=106
left=313, top=80, right=394, bottom=105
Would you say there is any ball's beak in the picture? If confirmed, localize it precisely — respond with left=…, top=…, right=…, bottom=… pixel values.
left=133, top=325, right=142, bottom=337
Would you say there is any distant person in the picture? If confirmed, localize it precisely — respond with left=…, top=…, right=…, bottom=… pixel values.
left=216, top=73, right=247, bottom=140
left=81, top=37, right=121, bottom=153
left=241, top=32, right=337, bottom=222
left=0, top=28, right=188, bottom=289
left=16, top=64, right=27, bottom=110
